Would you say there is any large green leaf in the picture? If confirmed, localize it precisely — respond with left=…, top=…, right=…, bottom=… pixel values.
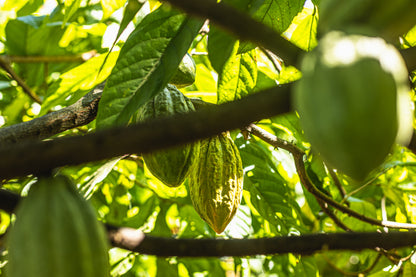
left=282, top=3, right=318, bottom=51
left=237, top=137, right=303, bottom=235
left=207, top=25, right=237, bottom=74
left=217, top=43, right=257, bottom=103
left=40, top=52, right=119, bottom=115
left=252, top=0, right=305, bottom=34
left=96, top=5, right=203, bottom=128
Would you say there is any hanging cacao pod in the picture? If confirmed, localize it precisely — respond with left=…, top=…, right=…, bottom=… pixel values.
left=138, top=84, right=199, bottom=187
left=294, top=31, right=413, bottom=180
left=7, top=175, right=110, bottom=277
left=189, top=132, right=244, bottom=233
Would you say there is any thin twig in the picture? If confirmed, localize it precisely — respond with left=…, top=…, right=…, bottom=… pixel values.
left=4, top=51, right=97, bottom=63
left=327, top=166, right=347, bottom=199
left=0, top=56, right=42, bottom=104
left=316, top=199, right=352, bottom=232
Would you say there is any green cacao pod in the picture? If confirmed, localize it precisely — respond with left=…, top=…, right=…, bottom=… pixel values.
left=7, top=175, right=109, bottom=277
left=294, top=31, right=413, bottom=180
left=169, top=53, right=196, bottom=88
left=189, top=132, right=244, bottom=233
left=138, top=84, right=199, bottom=187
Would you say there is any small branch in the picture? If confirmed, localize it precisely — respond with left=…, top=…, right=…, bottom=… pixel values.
left=0, top=56, right=42, bottom=104
left=316, top=199, right=352, bottom=232
left=327, top=167, right=347, bottom=200
left=4, top=50, right=97, bottom=63
left=162, top=0, right=302, bottom=65
left=0, top=84, right=291, bottom=179
left=0, top=82, right=105, bottom=146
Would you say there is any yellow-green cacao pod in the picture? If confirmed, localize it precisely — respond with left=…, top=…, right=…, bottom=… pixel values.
left=169, top=53, right=196, bottom=88
left=138, top=84, right=199, bottom=187
left=7, top=175, right=110, bottom=277
left=189, top=132, right=244, bottom=233
left=294, top=31, right=413, bottom=180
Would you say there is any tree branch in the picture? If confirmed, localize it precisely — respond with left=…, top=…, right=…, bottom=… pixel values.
left=3, top=50, right=97, bottom=63
left=162, top=0, right=302, bottom=65
left=107, top=226, right=416, bottom=257
left=0, top=83, right=104, bottom=146
left=0, top=85, right=291, bottom=180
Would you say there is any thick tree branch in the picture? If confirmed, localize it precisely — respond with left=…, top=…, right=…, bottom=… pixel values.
left=0, top=85, right=291, bottom=180
left=162, top=0, right=302, bottom=65
left=0, top=83, right=104, bottom=146
left=107, top=226, right=416, bottom=257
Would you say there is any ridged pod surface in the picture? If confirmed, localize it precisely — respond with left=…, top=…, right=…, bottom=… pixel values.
left=138, top=84, right=199, bottom=187
left=189, top=132, right=244, bottom=233
left=294, top=31, right=413, bottom=180
left=7, top=175, right=109, bottom=277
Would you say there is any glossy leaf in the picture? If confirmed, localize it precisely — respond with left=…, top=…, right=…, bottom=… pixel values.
left=96, top=5, right=203, bottom=128
left=217, top=44, right=257, bottom=103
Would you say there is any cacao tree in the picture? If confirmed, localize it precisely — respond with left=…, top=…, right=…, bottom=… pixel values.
left=0, top=0, right=416, bottom=276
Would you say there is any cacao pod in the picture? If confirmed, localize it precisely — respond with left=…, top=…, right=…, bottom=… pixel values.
left=138, top=84, right=199, bottom=187
left=189, top=132, right=244, bottom=233
left=169, top=53, right=196, bottom=88
left=294, top=31, right=413, bottom=180
left=7, top=175, right=109, bottom=277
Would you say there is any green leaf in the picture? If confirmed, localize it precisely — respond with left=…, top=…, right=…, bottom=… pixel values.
left=114, top=0, right=143, bottom=45
left=207, top=26, right=237, bottom=74
left=294, top=257, right=319, bottom=277
left=237, top=137, right=303, bottom=234
left=217, top=45, right=257, bottom=103
left=156, top=258, right=179, bottom=277
left=404, top=261, right=416, bottom=277
left=40, top=51, right=119, bottom=115
left=282, top=4, right=318, bottom=51
left=96, top=5, right=203, bottom=128
left=101, top=0, right=127, bottom=19
left=63, top=0, right=82, bottom=27
left=179, top=258, right=226, bottom=277
left=252, top=0, right=305, bottom=34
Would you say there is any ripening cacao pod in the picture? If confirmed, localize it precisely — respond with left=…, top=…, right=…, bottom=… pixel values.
left=138, top=84, right=199, bottom=187
left=7, top=175, right=110, bottom=277
left=169, top=53, right=196, bottom=88
left=294, top=31, right=413, bottom=180
left=189, top=132, right=244, bottom=233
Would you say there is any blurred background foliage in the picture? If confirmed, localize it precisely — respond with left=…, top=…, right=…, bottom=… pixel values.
left=0, top=0, right=415, bottom=276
